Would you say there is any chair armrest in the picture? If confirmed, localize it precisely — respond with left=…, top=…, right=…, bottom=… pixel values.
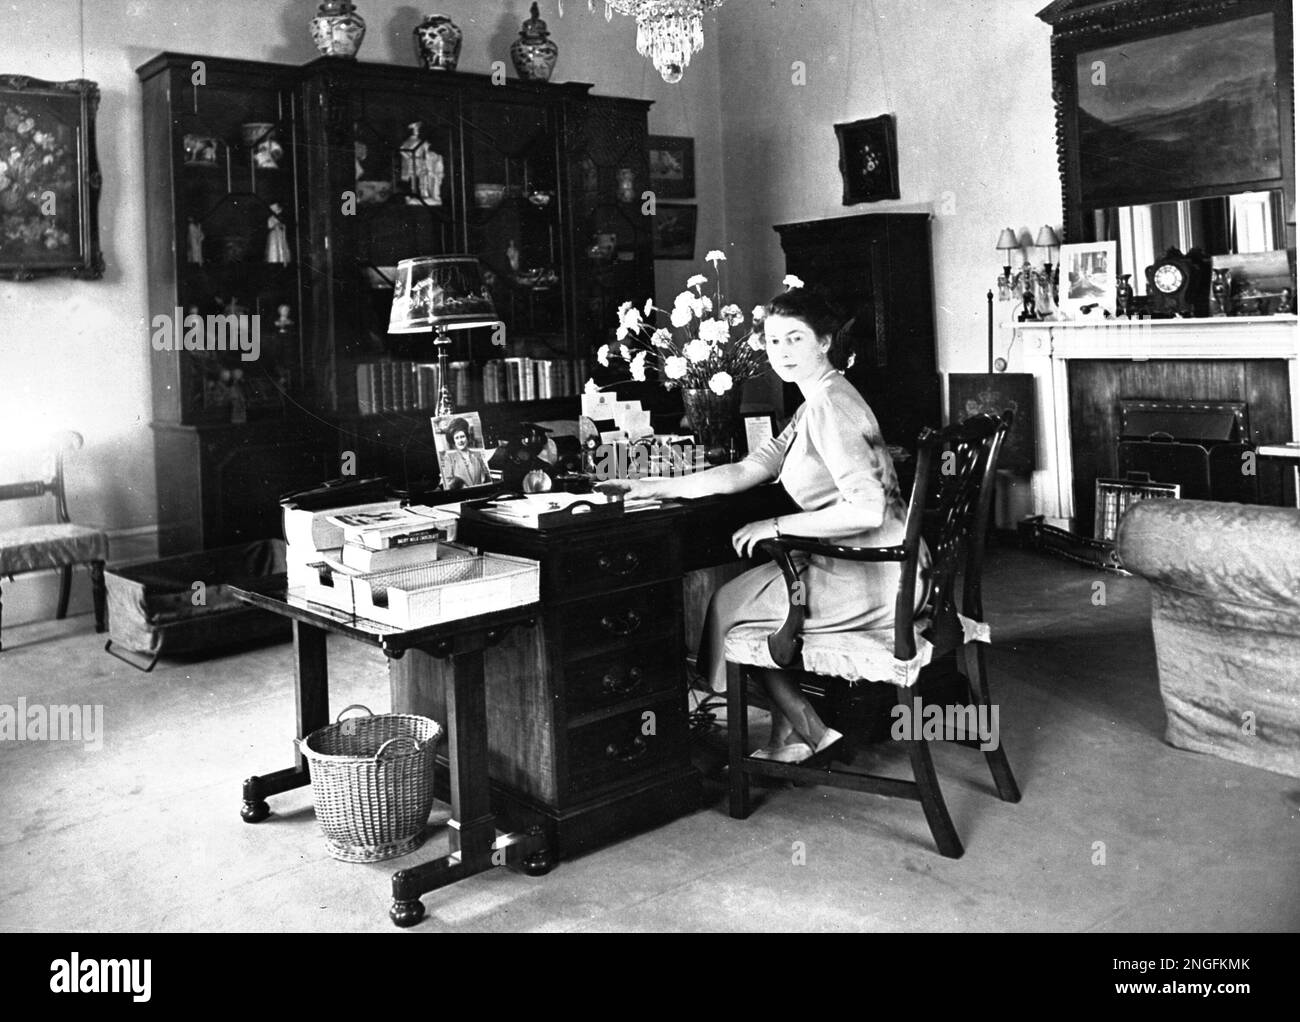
left=759, top=535, right=909, bottom=563
left=755, top=536, right=909, bottom=668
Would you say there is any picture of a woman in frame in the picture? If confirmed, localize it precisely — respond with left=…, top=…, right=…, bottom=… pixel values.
left=438, top=415, right=491, bottom=489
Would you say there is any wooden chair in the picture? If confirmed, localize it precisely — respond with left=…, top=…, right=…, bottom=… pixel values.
left=0, top=431, right=108, bottom=650
left=724, top=411, right=1020, bottom=858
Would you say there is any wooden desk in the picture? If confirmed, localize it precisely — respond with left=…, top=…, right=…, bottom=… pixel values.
left=402, top=486, right=794, bottom=859
left=229, top=579, right=548, bottom=927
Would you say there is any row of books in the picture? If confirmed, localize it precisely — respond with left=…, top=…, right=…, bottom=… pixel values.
left=355, top=361, right=440, bottom=415
left=481, top=357, right=590, bottom=403
left=354, top=357, right=590, bottom=415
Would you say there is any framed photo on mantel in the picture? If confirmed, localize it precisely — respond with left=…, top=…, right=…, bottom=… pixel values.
left=0, top=75, right=104, bottom=280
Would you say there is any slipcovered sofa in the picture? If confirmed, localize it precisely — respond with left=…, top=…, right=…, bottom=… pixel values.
left=1117, top=499, right=1300, bottom=779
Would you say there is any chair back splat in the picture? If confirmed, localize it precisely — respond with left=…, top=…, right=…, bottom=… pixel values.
left=915, top=411, right=1012, bottom=660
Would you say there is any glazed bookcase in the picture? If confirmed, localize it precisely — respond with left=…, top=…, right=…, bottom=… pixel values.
left=138, top=53, right=654, bottom=552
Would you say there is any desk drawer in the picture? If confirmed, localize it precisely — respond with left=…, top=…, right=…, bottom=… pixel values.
left=558, top=526, right=680, bottom=597
left=565, top=641, right=680, bottom=716
left=557, top=581, right=677, bottom=653
left=566, top=699, right=688, bottom=798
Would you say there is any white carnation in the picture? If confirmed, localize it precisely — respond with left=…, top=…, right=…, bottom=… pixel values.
left=630, top=351, right=648, bottom=382
left=663, top=355, right=688, bottom=380
left=596, top=343, right=610, bottom=367
left=708, top=371, right=734, bottom=395
left=684, top=338, right=711, bottom=363
left=670, top=306, right=692, bottom=329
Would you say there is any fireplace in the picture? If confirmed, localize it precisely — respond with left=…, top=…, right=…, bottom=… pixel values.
left=1008, top=316, right=1299, bottom=541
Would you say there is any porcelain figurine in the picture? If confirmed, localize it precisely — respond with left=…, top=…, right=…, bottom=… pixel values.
left=511, top=3, right=559, bottom=82
left=399, top=122, right=445, bottom=205
left=265, top=204, right=291, bottom=264
left=186, top=218, right=204, bottom=264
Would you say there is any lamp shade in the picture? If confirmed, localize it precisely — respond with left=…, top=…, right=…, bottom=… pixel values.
left=388, top=255, right=499, bottom=334
left=996, top=227, right=1019, bottom=252
left=1034, top=225, right=1061, bottom=248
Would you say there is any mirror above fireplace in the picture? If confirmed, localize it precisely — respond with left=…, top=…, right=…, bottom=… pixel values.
left=1038, top=0, right=1295, bottom=256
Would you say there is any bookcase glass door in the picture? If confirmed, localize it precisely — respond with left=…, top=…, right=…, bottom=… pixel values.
left=346, top=86, right=463, bottom=364
left=567, top=99, right=654, bottom=375
left=462, top=98, right=566, bottom=365
left=172, top=73, right=302, bottom=423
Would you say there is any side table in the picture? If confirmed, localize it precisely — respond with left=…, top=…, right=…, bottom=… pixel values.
left=228, top=576, right=550, bottom=927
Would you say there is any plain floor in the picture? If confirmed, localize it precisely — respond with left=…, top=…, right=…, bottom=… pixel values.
left=0, top=546, right=1296, bottom=932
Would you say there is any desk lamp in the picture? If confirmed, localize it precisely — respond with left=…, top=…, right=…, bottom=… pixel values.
left=387, top=255, right=502, bottom=416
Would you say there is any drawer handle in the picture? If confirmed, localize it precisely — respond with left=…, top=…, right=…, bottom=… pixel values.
left=601, top=667, right=643, bottom=696
left=597, top=551, right=641, bottom=576
left=604, top=736, right=648, bottom=763
left=599, top=610, right=642, bottom=637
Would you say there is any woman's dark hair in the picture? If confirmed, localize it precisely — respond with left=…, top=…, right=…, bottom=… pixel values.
left=445, top=417, right=470, bottom=440
left=764, top=288, right=851, bottom=370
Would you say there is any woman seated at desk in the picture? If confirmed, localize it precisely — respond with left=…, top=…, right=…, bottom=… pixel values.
left=599, top=289, right=923, bottom=764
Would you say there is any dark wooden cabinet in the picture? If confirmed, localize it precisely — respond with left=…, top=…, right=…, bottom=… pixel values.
left=774, top=213, right=940, bottom=450
left=394, top=509, right=702, bottom=859
left=138, top=53, right=655, bottom=553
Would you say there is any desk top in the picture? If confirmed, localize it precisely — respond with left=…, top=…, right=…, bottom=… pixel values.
left=228, top=576, right=540, bottom=654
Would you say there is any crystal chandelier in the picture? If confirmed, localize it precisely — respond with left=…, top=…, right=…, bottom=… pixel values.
left=559, top=0, right=728, bottom=83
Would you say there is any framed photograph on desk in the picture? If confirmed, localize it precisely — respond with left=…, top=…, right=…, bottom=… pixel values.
left=433, top=411, right=493, bottom=489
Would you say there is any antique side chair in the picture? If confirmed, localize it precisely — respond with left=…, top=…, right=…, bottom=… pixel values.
left=0, top=431, right=108, bottom=650
left=723, top=411, right=1021, bottom=858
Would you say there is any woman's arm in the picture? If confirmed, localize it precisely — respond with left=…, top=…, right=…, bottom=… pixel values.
left=597, top=457, right=773, bottom=500
left=731, top=501, right=883, bottom=557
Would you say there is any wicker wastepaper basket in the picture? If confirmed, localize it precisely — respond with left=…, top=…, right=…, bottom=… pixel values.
left=297, top=704, right=443, bottom=863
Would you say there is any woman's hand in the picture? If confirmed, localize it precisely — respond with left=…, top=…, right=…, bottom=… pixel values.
left=595, top=478, right=650, bottom=499
left=732, top=518, right=779, bottom=559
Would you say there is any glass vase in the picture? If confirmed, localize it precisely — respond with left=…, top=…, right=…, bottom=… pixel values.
left=682, top=386, right=742, bottom=465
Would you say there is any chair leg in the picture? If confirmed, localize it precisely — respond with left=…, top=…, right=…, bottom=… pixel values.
left=90, top=561, right=107, bottom=634
left=726, top=660, right=752, bottom=819
left=56, top=564, right=72, bottom=619
left=963, top=644, right=1021, bottom=804
left=896, top=685, right=963, bottom=859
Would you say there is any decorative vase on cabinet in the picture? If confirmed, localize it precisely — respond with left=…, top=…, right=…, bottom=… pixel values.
left=310, top=1, right=366, bottom=58
left=511, top=3, right=559, bottom=82
left=414, top=14, right=463, bottom=71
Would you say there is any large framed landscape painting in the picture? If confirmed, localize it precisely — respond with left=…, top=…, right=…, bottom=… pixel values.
left=1045, top=0, right=1294, bottom=230
left=0, top=75, right=103, bottom=280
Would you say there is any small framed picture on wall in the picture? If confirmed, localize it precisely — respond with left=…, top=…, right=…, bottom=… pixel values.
left=647, top=135, right=695, bottom=199
left=652, top=203, right=697, bottom=260
left=834, top=114, right=900, bottom=205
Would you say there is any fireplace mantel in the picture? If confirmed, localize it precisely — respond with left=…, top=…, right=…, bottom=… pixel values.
left=1010, top=316, right=1300, bottom=521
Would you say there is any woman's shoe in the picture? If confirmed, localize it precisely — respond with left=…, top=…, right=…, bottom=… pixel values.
left=750, top=741, right=815, bottom=763
left=803, top=728, right=846, bottom=769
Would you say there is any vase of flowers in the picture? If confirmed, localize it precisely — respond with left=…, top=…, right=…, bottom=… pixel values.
left=594, top=251, right=803, bottom=463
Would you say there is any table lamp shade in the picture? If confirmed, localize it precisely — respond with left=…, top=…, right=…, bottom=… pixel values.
left=388, top=255, right=499, bottom=334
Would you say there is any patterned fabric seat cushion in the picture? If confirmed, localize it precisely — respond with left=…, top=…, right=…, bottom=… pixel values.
left=0, top=523, right=109, bottom=575
left=724, top=611, right=991, bottom=687
left=725, top=620, right=938, bottom=687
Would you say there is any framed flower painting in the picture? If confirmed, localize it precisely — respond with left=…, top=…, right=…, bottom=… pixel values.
left=0, top=75, right=104, bottom=279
